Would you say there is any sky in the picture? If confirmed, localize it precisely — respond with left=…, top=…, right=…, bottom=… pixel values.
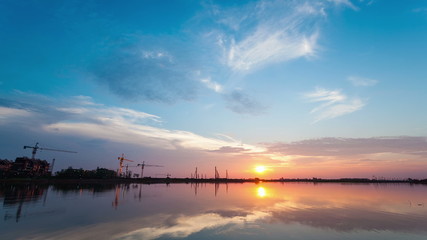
left=0, top=0, right=426, bottom=179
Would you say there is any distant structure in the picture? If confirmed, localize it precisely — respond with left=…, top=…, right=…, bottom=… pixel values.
left=0, top=157, right=53, bottom=177
left=0, top=159, right=13, bottom=170
left=0, top=143, right=76, bottom=178
left=156, top=173, right=171, bottom=178
left=0, top=159, right=13, bottom=177
left=11, top=157, right=51, bottom=177
left=117, top=154, right=134, bottom=177
left=215, top=166, right=220, bottom=179
left=23, top=142, right=76, bottom=159
left=193, top=167, right=200, bottom=179
left=136, top=161, right=163, bottom=178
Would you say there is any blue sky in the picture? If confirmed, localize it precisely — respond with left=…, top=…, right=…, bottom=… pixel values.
left=1, top=0, right=426, bottom=178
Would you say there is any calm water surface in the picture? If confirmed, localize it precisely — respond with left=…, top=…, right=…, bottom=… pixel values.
left=1, top=182, right=427, bottom=240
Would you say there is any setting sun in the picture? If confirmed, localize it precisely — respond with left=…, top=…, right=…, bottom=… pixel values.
left=255, top=165, right=266, bottom=173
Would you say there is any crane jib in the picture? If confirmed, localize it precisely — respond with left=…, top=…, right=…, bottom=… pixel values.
left=39, top=148, right=77, bottom=153
left=23, top=143, right=77, bottom=159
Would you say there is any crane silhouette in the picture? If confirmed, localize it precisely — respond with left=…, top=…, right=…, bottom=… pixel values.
left=117, top=154, right=134, bottom=177
left=23, top=142, right=76, bottom=159
left=137, top=161, right=163, bottom=178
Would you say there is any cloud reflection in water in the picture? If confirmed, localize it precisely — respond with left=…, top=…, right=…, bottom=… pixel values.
left=116, top=211, right=270, bottom=240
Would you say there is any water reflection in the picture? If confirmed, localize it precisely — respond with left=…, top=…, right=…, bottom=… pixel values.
left=113, top=184, right=145, bottom=209
left=118, top=210, right=270, bottom=240
left=190, top=182, right=231, bottom=197
left=257, top=186, right=267, bottom=198
left=1, top=182, right=426, bottom=240
left=1, top=184, right=47, bottom=222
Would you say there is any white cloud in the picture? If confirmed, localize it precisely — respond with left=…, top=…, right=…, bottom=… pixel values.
left=304, top=88, right=365, bottom=123
left=327, top=0, right=359, bottom=10
left=296, top=2, right=326, bottom=16
left=42, top=99, right=265, bottom=153
left=1, top=93, right=268, bottom=159
left=305, top=88, right=346, bottom=105
left=200, top=78, right=224, bottom=93
left=221, top=2, right=322, bottom=72
left=209, top=0, right=359, bottom=73
left=0, top=106, right=32, bottom=123
left=70, top=95, right=100, bottom=106
left=43, top=116, right=263, bottom=153
left=227, top=27, right=319, bottom=72
left=313, top=98, right=364, bottom=122
left=140, top=50, right=174, bottom=62
left=56, top=106, right=161, bottom=123
left=348, top=76, right=378, bottom=87
left=56, top=107, right=89, bottom=114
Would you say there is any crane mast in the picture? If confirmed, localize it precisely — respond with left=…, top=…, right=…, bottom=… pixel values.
left=117, top=153, right=134, bottom=177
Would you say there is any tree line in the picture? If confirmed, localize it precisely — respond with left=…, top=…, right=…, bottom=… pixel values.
left=55, top=167, right=117, bottom=179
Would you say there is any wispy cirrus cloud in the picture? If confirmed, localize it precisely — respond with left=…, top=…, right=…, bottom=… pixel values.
left=348, top=76, right=378, bottom=87
left=327, top=0, right=359, bottom=10
left=304, top=87, right=365, bottom=122
left=205, top=0, right=359, bottom=73
left=226, top=26, right=319, bottom=72
left=211, top=0, right=324, bottom=73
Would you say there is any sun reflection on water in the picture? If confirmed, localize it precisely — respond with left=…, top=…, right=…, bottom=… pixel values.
left=257, top=186, right=267, bottom=198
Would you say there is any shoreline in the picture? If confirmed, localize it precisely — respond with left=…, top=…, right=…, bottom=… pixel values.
left=1, top=177, right=426, bottom=185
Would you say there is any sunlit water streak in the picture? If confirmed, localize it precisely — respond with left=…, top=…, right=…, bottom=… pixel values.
left=1, top=182, right=427, bottom=240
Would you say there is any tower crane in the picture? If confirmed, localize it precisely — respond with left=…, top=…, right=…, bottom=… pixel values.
left=137, top=161, right=163, bottom=178
left=23, top=142, right=77, bottom=159
left=117, top=154, right=134, bottom=177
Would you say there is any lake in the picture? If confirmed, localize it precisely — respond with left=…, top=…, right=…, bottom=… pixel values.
left=1, top=182, right=427, bottom=240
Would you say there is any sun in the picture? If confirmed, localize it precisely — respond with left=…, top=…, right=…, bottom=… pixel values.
left=255, top=165, right=266, bottom=173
